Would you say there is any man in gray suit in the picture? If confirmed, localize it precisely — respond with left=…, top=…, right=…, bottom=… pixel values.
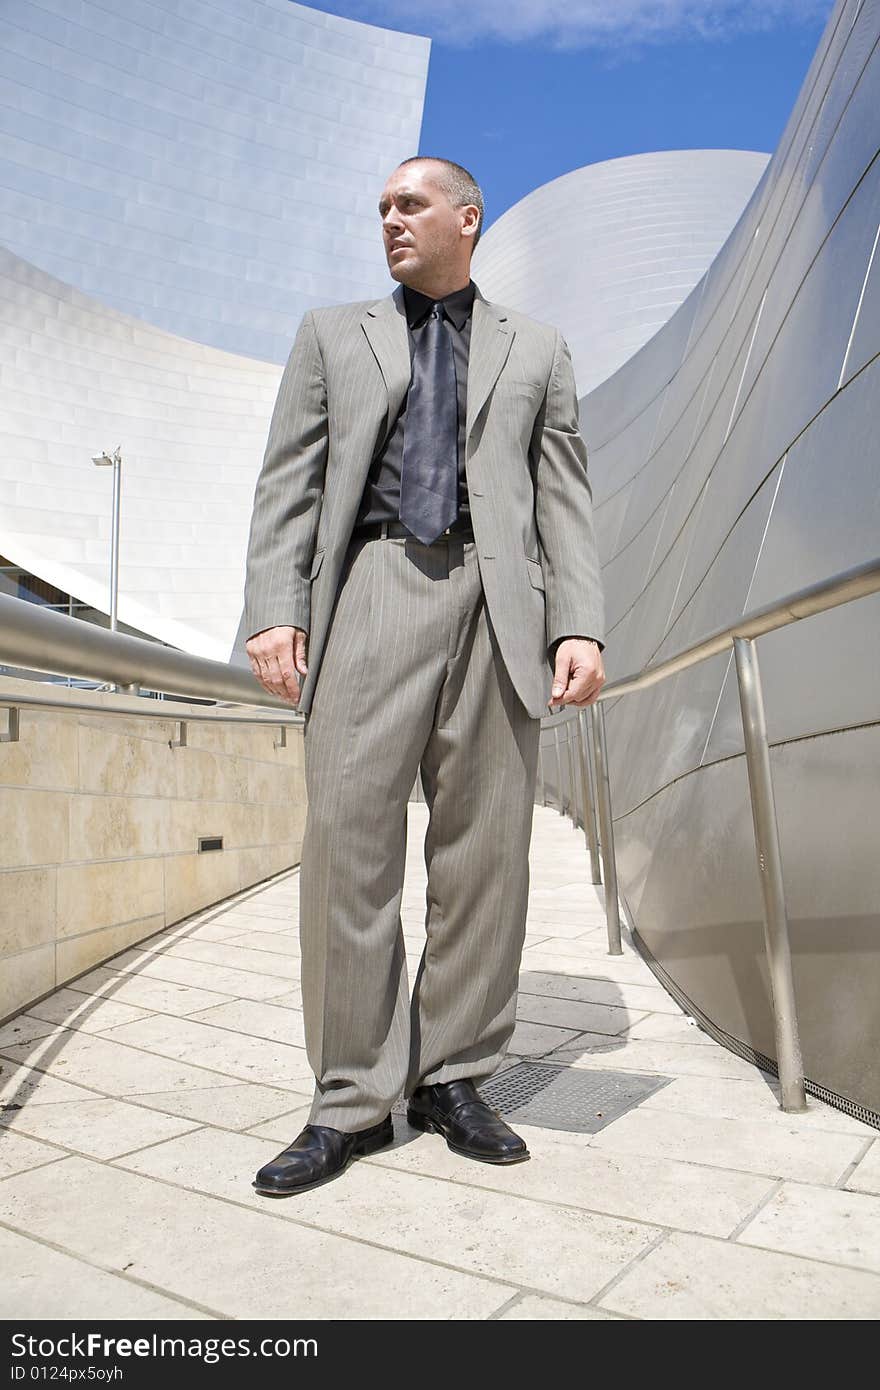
left=242, top=157, right=605, bottom=1196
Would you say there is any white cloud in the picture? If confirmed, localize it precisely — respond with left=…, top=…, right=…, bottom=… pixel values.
left=341, top=1, right=835, bottom=48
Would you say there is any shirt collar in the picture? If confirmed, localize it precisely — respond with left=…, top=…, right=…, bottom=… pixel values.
left=403, top=278, right=477, bottom=331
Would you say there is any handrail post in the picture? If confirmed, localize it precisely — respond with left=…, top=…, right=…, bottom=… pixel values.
left=168, top=719, right=187, bottom=749
left=1, top=705, right=20, bottom=743
left=567, top=728, right=579, bottom=827
left=553, top=724, right=565, bottom=815
left=733, top=636, right=806, bottom=1113
left=590, top=702, right=622, bottom=955
left=576, top=709, right=602, bottom=883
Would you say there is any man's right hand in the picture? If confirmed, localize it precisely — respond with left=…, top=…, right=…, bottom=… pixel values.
left=245, top=626, right=308, bottom=705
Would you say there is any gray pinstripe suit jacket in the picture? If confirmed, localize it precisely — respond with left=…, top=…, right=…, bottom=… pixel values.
left=241, top=282, right=605, bottom=719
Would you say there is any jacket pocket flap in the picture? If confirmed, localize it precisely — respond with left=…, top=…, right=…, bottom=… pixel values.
left=525, top=556, right=545, bottom=590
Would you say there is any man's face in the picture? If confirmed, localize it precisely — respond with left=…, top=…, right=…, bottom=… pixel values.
left=378, top=162, right=473, bottom=285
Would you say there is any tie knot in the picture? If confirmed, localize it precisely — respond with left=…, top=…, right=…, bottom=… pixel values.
left=429, top=302, right=443, bottom=321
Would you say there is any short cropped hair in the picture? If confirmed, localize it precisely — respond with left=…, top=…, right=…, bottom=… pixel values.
left=396, top=156, right=484, bottom=251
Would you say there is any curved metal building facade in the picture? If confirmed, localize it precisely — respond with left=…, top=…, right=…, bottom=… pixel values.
left=0, top=0, right=429, bottom=362
left=473, top=149, right=769, bottom=395
left=578, top=0, right=880, bottom=1118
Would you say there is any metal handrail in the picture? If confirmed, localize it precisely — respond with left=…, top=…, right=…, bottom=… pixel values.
left=0, top=691, right=302, bottom=728
left=0, top=591, right=299, bottom=717
left=593, top=555, right=880, bottom=703
left=541, top=555, right=880, bottom=1114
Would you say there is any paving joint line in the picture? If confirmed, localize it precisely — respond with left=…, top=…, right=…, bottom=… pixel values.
left=584, top=1228, right=670, bottom=1311
left=361, top=1142, right=803, bottom=1236
left=485, top=1290, right=527, bottom=1320
left=83, top=946, right=297, bottom=988
left=60, top=982, right=305, bottom=1025
left=0, top=1045, right=312, bottom=1106
left=0, top=1152, right=68, bottom=1183
left=153, top=943, right=298, bottom=977
left=3, top=1018, right=313, bottom=1080
left=726, top=1177, right=785, bottom=1240
left=635, top=1098, right=875, bottom=1140
left=61, top=962, right=296, bottom=1005
left=2, top=1119, right=209, bottom=1169
left=0, top=1214, right=227, bottom=1320
left=101, top=1155, right=617, bottom=1306
left=731, top=1228, right=880, bottom=1280
left=835, top=1136, right=876, bottom=1189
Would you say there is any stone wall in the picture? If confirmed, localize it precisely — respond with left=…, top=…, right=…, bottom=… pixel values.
left=0, top=677, right=304, bottom=1022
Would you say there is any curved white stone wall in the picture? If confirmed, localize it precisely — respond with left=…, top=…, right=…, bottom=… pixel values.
left=473, top=150, right=769, bottom=394
left=0, top=246, right=282, bottom=659
left=0, top=0, right=429, bottom=363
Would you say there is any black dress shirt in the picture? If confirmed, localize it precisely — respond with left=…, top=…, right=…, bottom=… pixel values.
left=354, top=278, right=476, bottom=529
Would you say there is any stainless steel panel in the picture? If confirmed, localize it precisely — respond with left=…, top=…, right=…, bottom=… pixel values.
left=591, top=393, right=668, bottom=504
left=0, top=0, right=429, bottom=361
left=476, top=150, right=766, bottom=399
left=608, top=474, right=778, bottom=816
left=731, top=145, right=880, bottom=446
left=601, top=505, right=669, bottom=633
left=582, top=0, right=880, bottom=1115
left=618, top=727, right=880, bottom=1114
left=703, top=360, right=880, bottom=759
left=611, top=390, right=709, bottom=558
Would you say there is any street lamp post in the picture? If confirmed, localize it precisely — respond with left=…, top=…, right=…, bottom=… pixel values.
left=92, top=446, right=122, bottom=633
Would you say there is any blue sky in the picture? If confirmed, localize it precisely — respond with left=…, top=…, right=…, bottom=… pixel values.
left=308, top=0, right=836, bottom=232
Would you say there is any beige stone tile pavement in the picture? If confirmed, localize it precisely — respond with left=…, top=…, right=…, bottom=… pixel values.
left=496, top=1293, right=620, bottom=1319
left=369, top=1120, right=776, bottom=1238
left=115, top=1126, right=659, bottom=1305
left=640, top=1073, right=879, bottom=1136
left=0, top=1095, right=201, bottom=1160
left=0, top=1225, right=213, bottom=1320
left=26, top=985, right=155, bottom=1034
left=0, top=1155, right=510, bottom=1320
left=1, top=1028, right=253, bottom=1097
left=597, top=1230, right=880, bottom=1319
left=97, top=949, right=295, bottom=1001
left=96, top=1014, right=314, bottom=1089
left=187, top=998, right=306, bottom=1048
left=131, top=1082, right=305, bottom=1130
left=736, top=1182, right=880, bottom=1274
left=588, top=1106, right=867, bottom=1184
left=69, top=965, right=234, bottom=1016
left=0, top=1129, right=67, bottom=1180
left=1, top=803, right=877, bottom=1320
left=847, top=1140, right=880, bottom=1194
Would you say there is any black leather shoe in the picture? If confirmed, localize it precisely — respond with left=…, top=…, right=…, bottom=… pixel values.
left=252, top=1115, right=394, bottom=1196
left=407, top=1078, right=530, bottom=1164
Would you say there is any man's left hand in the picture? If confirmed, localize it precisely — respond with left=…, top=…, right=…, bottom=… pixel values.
left=549, top=638, right=605, bottom=710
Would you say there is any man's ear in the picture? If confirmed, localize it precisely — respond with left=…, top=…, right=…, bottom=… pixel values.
left=461, top=207, right=480, bottom=242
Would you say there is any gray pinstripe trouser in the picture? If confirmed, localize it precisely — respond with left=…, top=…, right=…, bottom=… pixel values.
left=300, top=531, right=540, bottom=1132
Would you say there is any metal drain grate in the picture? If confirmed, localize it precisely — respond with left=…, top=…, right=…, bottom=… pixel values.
left=394, top=1063, right=672, bottom=1134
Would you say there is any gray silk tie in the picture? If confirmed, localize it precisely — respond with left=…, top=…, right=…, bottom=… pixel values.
left=399, top=303, right=459, bottom=544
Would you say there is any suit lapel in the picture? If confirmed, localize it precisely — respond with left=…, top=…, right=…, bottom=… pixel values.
left=360, top=284, right=410, bottom=449
left=466, top=292, right=514, bottom=439
left=360, top=283, right=515, bottom=446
